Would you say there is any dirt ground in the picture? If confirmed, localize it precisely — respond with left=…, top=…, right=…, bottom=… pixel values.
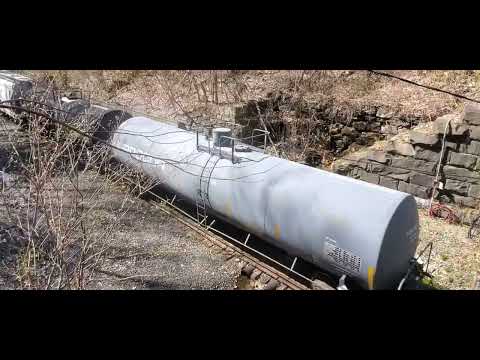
left=0, top=169, right=242, bottom=290
left=81, top=173, right=241, bottom=290
left=0, top=112, right=241, bottom=290
left=1, top=115, right=477, bottom=290
left=87, top=189, right=480, bottom=290
left=5, top=71, right=480, bottom=290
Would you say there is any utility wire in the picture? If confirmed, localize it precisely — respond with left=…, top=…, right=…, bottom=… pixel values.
left=368, top=70, right=480, bottom=105
left=7, top=73, right=478, bottom=182
left=2, top=98, right=269, bottom=150
left=0, top=98, right=274, bottom=169
left=4, top=101, right=478, bottom=182
left=0, top=104, right=279, bottom=182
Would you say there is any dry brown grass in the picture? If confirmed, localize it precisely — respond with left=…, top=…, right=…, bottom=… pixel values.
left=24, top=70, right=145, bottom=102
left=24, top=70, right=480, bottom=119
left=229, top=70, right=479, bottom=119
left=417, top=209, right=480, bottom=289
left=17, top=70, right=480, bottom=290
left=78, top=70, right=480, bottom=166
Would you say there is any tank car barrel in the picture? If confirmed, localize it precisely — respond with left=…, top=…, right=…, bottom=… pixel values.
left=0, top=71, right=421, bottom=290
left=110, top=116, right=420, bottom=290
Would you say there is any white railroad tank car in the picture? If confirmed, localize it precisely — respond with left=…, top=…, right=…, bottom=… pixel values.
left=110, top=116, right=420, bottom=290
left=0, top=71, right=33, bottom=117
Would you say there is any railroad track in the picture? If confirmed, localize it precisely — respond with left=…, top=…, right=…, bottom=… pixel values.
left=0, top=110, right=332, bottom=291
left=88, top=102, right=333, bottom=290
left=120, top=177, right=333, bottom=291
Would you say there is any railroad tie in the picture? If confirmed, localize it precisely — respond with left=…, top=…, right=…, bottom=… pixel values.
left=242, top=264, right=255, bottom=277
left=249, top=269, right=262, bottom=281
left=263, top=279, right=280, bottom=290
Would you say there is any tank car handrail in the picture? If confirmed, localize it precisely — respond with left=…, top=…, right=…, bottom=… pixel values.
left=234, top=133, right=268, bottom=142
left=251, top=129, right=269, bottom=152
left=195, top=126, right=269, bottom=163
left=1, top=72, right=419, bottom=290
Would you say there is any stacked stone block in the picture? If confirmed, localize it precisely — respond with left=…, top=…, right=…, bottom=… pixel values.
left=234, top=98, right=421, bottom=153
left=333, top=104, right=480, bottom=209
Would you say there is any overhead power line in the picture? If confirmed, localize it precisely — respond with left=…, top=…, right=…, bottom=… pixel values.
left=367, top=70, right=480, bottom=105
left=0, top=103, right=278, bottom=182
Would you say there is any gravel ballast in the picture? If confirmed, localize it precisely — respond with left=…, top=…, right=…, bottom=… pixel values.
left=78, top=174, right=242, bottom=290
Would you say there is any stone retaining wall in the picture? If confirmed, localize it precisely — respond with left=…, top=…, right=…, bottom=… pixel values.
left=233, top=94, right=421, bottom=153
left=333, top=103, right=480, bottom=210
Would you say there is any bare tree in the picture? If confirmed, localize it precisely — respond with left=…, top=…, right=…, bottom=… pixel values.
left=0, top=84, right=159, bottom=289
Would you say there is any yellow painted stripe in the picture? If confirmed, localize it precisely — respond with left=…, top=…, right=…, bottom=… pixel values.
left=274, top=224, right=281, bottom=240
left=368, top=266, right=376, bottom=290
left=225, top=199, right=232, bottom=217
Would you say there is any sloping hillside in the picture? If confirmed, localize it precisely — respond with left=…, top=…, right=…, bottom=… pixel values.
left=17, top=70, right=480, bottom=289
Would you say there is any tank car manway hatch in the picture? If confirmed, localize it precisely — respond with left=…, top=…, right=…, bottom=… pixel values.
left=194, top=126, right=270, bottom=225
left=0, top=70, right=432, bottom=290
left=192, top=125, right=326, bottom=288
left=191, top=125, right=433, bottom=290
left=110, top=115, right=433, bottom=290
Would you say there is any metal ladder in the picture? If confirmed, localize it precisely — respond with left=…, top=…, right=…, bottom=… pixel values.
left=196, top=155, right=218, bottom=227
